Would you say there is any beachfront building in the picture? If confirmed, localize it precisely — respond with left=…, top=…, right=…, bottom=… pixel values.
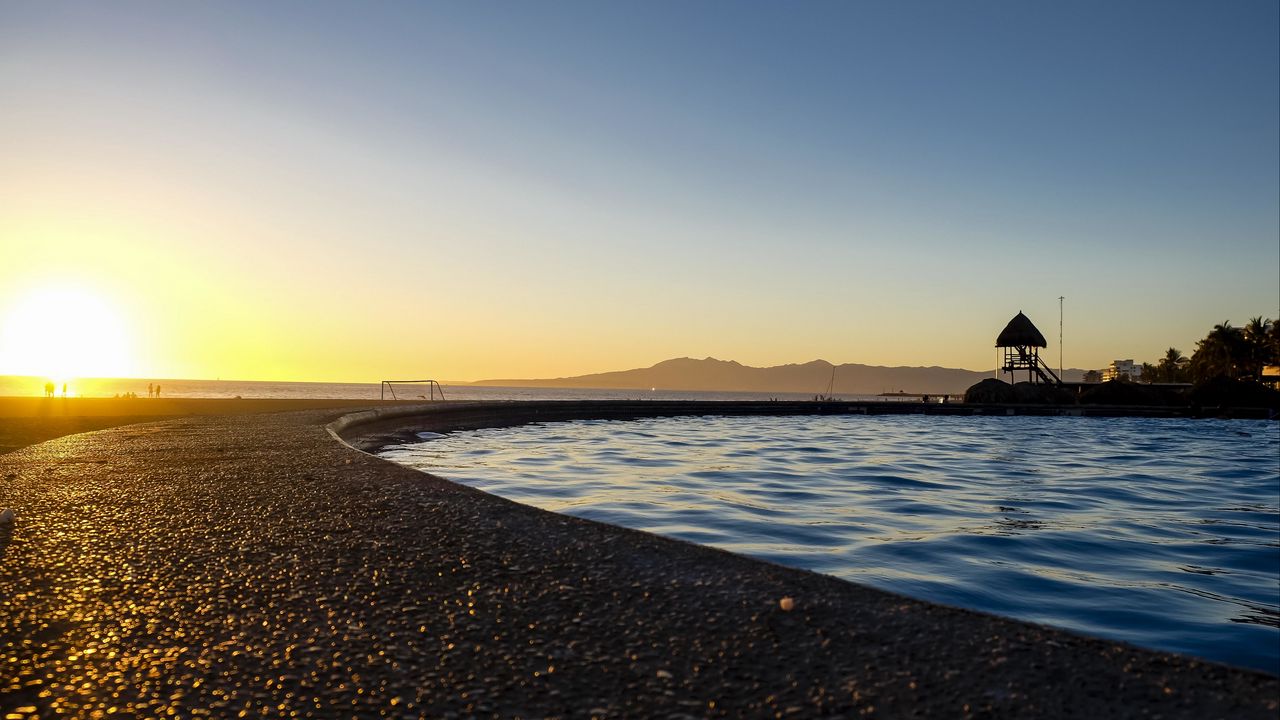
left=1262, top=365, right=1280, bottom=389
left=1102, top=359, right=1138, bottom=382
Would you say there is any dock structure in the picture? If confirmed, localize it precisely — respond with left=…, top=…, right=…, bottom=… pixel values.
left=997, top=311, right=1062, bottom=385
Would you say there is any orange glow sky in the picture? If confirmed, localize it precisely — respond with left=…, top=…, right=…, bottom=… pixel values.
left=2, top=3, right=1277, bottom=383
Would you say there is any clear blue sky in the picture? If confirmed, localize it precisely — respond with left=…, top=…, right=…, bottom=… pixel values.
left=2, top=1, right=1277, bottom=380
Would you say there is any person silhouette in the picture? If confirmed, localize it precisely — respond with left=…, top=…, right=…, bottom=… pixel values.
left=44, top=381, right=54, bottom=398
left=62, top=383, right=67, bottom=398
left=148, top=383, right=154, bottom=399
left=155, top=384, right=161, bottom=398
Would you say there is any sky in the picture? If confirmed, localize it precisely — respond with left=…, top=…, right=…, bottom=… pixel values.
left=1, top=1, right=1277, bottom=382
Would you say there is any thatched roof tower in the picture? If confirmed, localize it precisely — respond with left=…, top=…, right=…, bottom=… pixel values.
left=995, top=311, right=1060, bottom=385
left=996, top=312, right=1047, bottom=348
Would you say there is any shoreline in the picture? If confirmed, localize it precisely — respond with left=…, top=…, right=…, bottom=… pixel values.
left=335, top=400, right=1275, bottom=454
left=1, top=401, right=1275, bottom=716
left=2, top=396, right=1245, bottom=457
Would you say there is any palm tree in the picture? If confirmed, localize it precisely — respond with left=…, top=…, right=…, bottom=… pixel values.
left=1242, top=317, right=1272, bottom=379
left=1269, top=317, right=1280, bottom=366
left=1191, top=322, right=1246, bottom=381
left=1156, top=347, right=1187, bottom=383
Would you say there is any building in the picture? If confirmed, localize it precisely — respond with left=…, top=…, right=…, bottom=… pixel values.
left=1102, top=359, right=1138, bottom=382
left=1263, top=365, right=1280, bottom=389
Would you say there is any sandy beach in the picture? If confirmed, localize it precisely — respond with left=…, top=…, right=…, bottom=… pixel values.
left=0, top=401, right=1275, bottom=718
left=0, top=397, right=423, bottom=454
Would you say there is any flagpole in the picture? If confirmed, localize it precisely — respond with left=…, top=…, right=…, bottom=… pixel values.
left=1059, top=296, right=1064, bottom=378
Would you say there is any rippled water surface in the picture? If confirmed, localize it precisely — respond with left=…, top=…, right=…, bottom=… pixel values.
left=380, top=415, right=1280, bottom=673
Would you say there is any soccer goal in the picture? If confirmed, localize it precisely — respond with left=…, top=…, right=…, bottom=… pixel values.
left=380, top=379, right=446, bottom=401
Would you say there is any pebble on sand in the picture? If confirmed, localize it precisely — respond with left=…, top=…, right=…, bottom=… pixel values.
left=779, top=597, right=795, bottom=612
left=0, top=508, right=14, bottom=524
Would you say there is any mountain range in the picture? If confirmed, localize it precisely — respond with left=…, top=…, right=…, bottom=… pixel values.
left=470, top=357, right=1087, bottom=395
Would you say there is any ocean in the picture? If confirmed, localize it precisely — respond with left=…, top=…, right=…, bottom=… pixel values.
left=0, top=375, right=897, bottom=402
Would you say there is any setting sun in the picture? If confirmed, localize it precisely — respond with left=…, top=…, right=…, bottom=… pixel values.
left=0, top=284, right=134, bottom=380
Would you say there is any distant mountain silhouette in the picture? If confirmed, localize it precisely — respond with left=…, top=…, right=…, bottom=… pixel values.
left=471, top=357, right=1087, bottom=395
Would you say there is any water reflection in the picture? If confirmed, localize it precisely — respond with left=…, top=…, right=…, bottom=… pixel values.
left=381, top=414, right=1280, bottom=674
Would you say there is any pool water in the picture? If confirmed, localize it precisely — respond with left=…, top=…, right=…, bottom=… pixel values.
left=379, top=414, right=1280, bottom=674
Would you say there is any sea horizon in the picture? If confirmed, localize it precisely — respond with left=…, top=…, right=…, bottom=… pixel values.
left=0, top=375, right=933, bottom=403
left=0, top=372, right=993, bottom=401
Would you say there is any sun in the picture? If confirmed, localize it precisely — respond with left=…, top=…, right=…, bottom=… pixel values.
left=0, top=283, right=135, bottom=380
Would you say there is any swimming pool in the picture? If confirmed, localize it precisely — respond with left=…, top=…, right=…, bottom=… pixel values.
left=380, top=414, right=1280, bottom=673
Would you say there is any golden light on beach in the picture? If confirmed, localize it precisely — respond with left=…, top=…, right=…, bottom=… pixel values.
left=0, top=283, right=134, bottom=380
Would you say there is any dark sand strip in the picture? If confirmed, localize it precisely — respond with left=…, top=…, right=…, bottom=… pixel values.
left=0, top=397, right=424, bottom=454
left=0, top=402, right=1275, bottom=718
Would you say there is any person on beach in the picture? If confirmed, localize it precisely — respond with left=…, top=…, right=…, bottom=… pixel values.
left=44, top=381, right=54, bottom=398
left=62, top=383, right=67, bottom=398
left=155, top=384, right=161, bottom=398
left=148, top=383, right=154, bottom=398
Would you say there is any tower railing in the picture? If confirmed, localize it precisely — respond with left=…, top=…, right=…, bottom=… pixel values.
left=1001, top=347, right=1062, bottom=385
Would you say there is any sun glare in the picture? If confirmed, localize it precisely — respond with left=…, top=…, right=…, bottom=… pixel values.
left=0, top=284, right=135, bottom=380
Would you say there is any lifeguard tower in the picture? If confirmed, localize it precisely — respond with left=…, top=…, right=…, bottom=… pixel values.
left=997, top=312, right=1061, bottom=385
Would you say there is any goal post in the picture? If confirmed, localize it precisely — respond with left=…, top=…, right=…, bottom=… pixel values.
left=380, top=379, right=446, bottom=401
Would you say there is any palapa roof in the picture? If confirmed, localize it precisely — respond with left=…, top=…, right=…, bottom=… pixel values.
left=995, top=312, right=1047, bottom=348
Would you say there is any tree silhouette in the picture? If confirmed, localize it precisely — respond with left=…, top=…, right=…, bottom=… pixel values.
left=1155, top=347, right=1188, bottom=383
left=1140, top=363, right=1159, bottom=383
left=1269, top=318, right=1280, bottom=366
left=1241, top=317, right=1273, bottom=379
left=1191, top=322, right=1246, bottom=381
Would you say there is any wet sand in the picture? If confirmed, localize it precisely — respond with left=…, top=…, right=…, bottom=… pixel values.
left=0, top=401, right=1276, bottom=718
